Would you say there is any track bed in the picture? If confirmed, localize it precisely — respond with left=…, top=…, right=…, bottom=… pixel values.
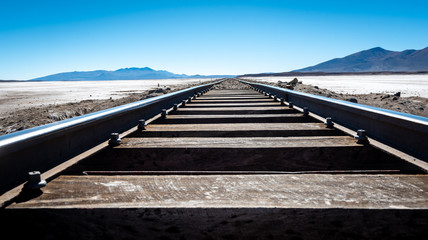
left=3, top=88, right=428, bottom=239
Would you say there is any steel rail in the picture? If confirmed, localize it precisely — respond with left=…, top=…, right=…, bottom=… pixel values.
left=0, top=80, right=223, bottom=195
left=240, top=79, right=428, bottom=161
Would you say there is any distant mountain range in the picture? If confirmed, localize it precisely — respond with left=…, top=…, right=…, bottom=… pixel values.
left=32, top=67, right=234, bottom=81
left=294, top=46, right=428, bottom=72
left=27, top=46, right=428, bottom=80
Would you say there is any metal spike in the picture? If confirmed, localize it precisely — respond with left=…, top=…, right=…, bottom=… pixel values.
left=109, top=133, right=122, bottom=146
left=26, top=171, right=46, bottom=189
left=303, top=107, right=309, bottom=116
left=161, top=109, right=167, bottom=119
left=324, top=117, right=334, bottom=128
left=355, top=129, right=369, bottom=144
left=138, top=119, right=147, bottom=130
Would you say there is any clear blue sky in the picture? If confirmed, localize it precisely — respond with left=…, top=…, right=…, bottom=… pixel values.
left=1, top=0, right=428, bottom=80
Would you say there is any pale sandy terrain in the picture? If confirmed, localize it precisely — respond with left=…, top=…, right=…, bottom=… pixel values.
left=241, top=74, right=428, bottom=98
left=0, top=79, right=219, bottom=135
left=0, top=78, right=216, bottom=115
left=242, top=78, right=428, bottom=118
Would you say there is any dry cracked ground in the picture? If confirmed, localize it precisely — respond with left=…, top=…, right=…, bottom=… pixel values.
left=0, top=78, right=426, bottom=136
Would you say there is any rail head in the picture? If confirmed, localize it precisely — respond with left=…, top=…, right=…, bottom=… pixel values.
left=0, top=80, right=223, bottom=195
left=240, top=79, right=428, bottom=161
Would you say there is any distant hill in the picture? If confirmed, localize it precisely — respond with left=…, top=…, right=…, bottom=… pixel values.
left=294, top=47, right=428, bottom=72
left=32, top=67, right=234, bottom=81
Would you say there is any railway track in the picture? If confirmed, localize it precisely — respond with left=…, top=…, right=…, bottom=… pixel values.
left=1, top=79, right=428, bottom=239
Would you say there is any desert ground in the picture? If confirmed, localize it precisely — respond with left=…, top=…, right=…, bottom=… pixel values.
left=241, top=74, right=428, bottom=98
left=0, top=77, right=427, bottom=136
left=0, top=78, right=218, bottom=135
left=241, top=75, right=428, bottom=118
left=0, top=78, right=216, bottom=115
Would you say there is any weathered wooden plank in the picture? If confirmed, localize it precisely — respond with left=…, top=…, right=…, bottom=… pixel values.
left=172, top=108, right=297, bottom=115
left=177, top=106, right=287, bottom=111
left=9, top=174, right=428, bottom=209
left=145, top=123, right=330, bottom=131
left=194, top=96, right=268, bottom=100
left=134, top=123, right=341, bottom=137
left=155, top=114, right=317, bottom=124
left=183, top=102, right=280, bottom=107
left=120, top=136, right=358, bottom=148
left=192, top=98, right=275, bottom=103
left=164, top=113, right=304, bottom=119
